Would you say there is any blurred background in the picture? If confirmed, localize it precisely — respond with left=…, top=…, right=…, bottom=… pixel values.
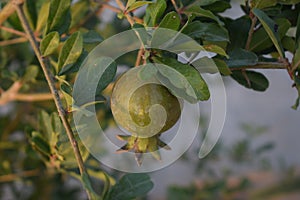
left=1, top=0, right=300, bottom=199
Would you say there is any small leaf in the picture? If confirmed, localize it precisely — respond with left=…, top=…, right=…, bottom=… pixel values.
left=231, top=70, right=269, bottom=91
left=182, top=21, right=229, bottom=42
left=73, top=57, right=117, bottom=106
left=188, top=0, right=219, bottom=6
left=249, top=18, right=291, bottom=53
left=145, top=0, right=167, bottom=26
left=158, top=11, right=180, bottom=30
left=252, top=8, right=285, bottom=58
left=82, top=30, right=103, bottom=44
left=154, top=57, right=210, bottom=103
left=282, top=36, right=295, bottom=53
left=278, top=0, right=300, bottom=4
left=127, top=1, right=152, bottom=12
left=227, top=16, right=251, bottom=50
left=46, top=0, right=71, bottom=35
left=183, top=6, right=224, bottom=26
left=107, top=173, right=153, bottom=200
left=24, top=0, right=37, bottom=29
left=213, top=58, right=231, bottom=75
left=226, top=48, right=258, bottom=68
left=30, top=131, right=51, bottom=156
left=296, top=12, right=300, bottom=48
left=40, top=31, right=60, bottom=56
left=58, top=50, right=88, bottom=76
left=60, top=83, right=73, bottom=109
left=292, top=40, right=300, bottom=70
left=203, top=44, right=228, bottom=58
left=36, top=1, right=50, bottom=32
left=202, top=0, right=231, bottom=13
left=58, top=32, right=83, bottom=72
left=251, top=0, right=277, bottom=9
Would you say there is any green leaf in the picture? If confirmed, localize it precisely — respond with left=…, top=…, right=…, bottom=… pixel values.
left=145, top=0, right=167, bottom=26
left=188, top=0, right=219, bottom=7
left=158, top=11, right=180, bottom=30
left=24, top=0, right=37, bottom=29
left=182, top=21, right=229, bottom=42
left=36, top=1, right=50, bottom=32
left=82, top=30, right=103, bottom=44
left=107, top=173, right=153, bottom=200
left=203, top=44, right=228, bottom=58
left=126, top=0, right=136, bottom=8
left=183, top=6, right=224, bottom=26
left=138, top=63, right=158, bottom=80
left=60, top=83, right=73, bottom=109
left=40, top=31, right=60, bottom=56
left=251, top=0, right=277, bottom=9
left=23, top=65, right=39, bottom=82
left=46, top=0, right=71, bottom=35
left=282, top=36, right=295, bottom=52
left=30, top=131, right=51, bottom=157
left=127, top=1, right=152, bottom=12
left=226, top=48, right=258, bottom=68
left=278, top=0, right=300, bottom=4
left=213, top=58, right=231, bottom=75
left=292, top=40, right=300, bottom=69
left=231, top=70, right=269, bottom=91
left=249, top=18, right=291, bottom=53
left=153, top=57, right=210, bottom=103
left=252, top=8, right=285, bottom=58
left=73, top=57, right=117, bottom=106
left=202, top=1, right=231, bottom=13
left=58, top=31, right=83, bottom=72
left=227, top=16, right=251, bottom=50
left=296, top=12, right=300, bottom=48
left=58, top=50, right=88, bottom=76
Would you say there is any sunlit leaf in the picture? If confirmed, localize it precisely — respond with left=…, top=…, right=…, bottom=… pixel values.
left=40, top=31, right=60, bottom=56
left=58, top=31, right=83, bottom=72
left=46, top=0, right=71, bottom=35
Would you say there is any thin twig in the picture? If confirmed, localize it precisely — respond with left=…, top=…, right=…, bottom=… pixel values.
left=13, top=2, right=95, bottom=199
left=171, top=0, right=180, bottom=13
left=0, top=37, right=28, bottom=46
left=135, top=46, right=145, bottom=67
left=102, top=3, right=121, bottom=13
left=0, top=25, right=27, bottom=37
left=245, top=16, right=257, bottom=50
left=115, top=0, right=125, bottom=10
left=230, top=62, right=288, bottom=71
left=0, top=169, right=41, bottom=183
left=0, top=0, right=24, bottom=26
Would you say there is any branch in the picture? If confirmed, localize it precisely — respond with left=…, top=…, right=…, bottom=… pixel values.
left=0, top=169, right=40, bottom=183
left=230, top=62, right=288, bottom=71
left=171, top=0, right=180, bottom=13
left=13, top=2, right=96, bottom=199
left=245, top=15, right=257, bottom=50
left=0, top=0, right=24, bottom=26
left=0, top=37, right=27, bottom=46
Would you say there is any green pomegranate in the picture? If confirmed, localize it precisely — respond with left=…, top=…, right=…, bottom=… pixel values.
left=110, top=66, right=181, bottom=165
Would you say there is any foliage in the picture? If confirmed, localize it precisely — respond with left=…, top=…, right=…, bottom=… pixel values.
left=0, top=0, right=300, bottom=199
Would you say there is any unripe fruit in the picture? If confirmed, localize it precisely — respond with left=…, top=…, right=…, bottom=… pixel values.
left=110, top=66, right=181, bottom=165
